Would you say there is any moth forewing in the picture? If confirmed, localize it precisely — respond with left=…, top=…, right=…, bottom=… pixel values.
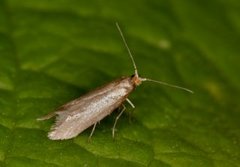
left=45, top=77, right=136, bottom=140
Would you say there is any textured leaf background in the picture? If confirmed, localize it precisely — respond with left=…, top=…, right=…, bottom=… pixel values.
left=0, top=0, right=240, bottom=166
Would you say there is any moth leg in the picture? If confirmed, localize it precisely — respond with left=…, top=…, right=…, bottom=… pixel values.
left=126, top=98, right=135, bottom=108
left=126, top=98, right=135, bottom=123
left=88, top=123, right=97, bottom=142
left=112, top=105, right=126, bottom=138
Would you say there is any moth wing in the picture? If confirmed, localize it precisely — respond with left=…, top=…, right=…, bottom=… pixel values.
left=37, top=77, right=127, bottom=121
left=48, top=95, right=101, bottom=140
left=41, top=77, right=134, bottom=140
left=37, top=86, right=107, bottom=121
left=36, top=99, right=86, bottom=121
left=48, top=111, right=85, bottom=140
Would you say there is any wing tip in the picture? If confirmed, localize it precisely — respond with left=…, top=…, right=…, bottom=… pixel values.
left=46, top=111, right=84, bottom=140
left=48, top=131, right=73, bottom=140
left=48, top=127, right=78, bottom=140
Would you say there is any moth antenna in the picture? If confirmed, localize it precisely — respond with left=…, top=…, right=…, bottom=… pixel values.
left=141, top=78, right=194, bottom=93
left=116, top=23, right=193, bottom=94
left=116, top=22, right=138, bottom=77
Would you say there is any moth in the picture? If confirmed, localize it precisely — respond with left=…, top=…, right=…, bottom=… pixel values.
left=38, top=23, right=193, bottom=140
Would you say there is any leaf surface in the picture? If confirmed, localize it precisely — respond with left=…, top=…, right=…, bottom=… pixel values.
left=0, top=0, right=240, bottom=166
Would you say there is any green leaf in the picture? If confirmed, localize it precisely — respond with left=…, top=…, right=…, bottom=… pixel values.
left=0, top=0, right=240, bottom=166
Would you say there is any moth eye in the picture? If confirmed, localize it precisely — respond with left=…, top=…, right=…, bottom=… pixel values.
left=131, top=74, right=141, bottom=78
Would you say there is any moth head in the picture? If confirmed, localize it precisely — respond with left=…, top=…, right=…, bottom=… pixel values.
left=131, top=74, right=143, bottom=86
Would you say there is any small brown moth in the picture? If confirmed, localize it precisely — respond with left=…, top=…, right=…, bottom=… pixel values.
left=38, top=23, right=193, bottom=140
